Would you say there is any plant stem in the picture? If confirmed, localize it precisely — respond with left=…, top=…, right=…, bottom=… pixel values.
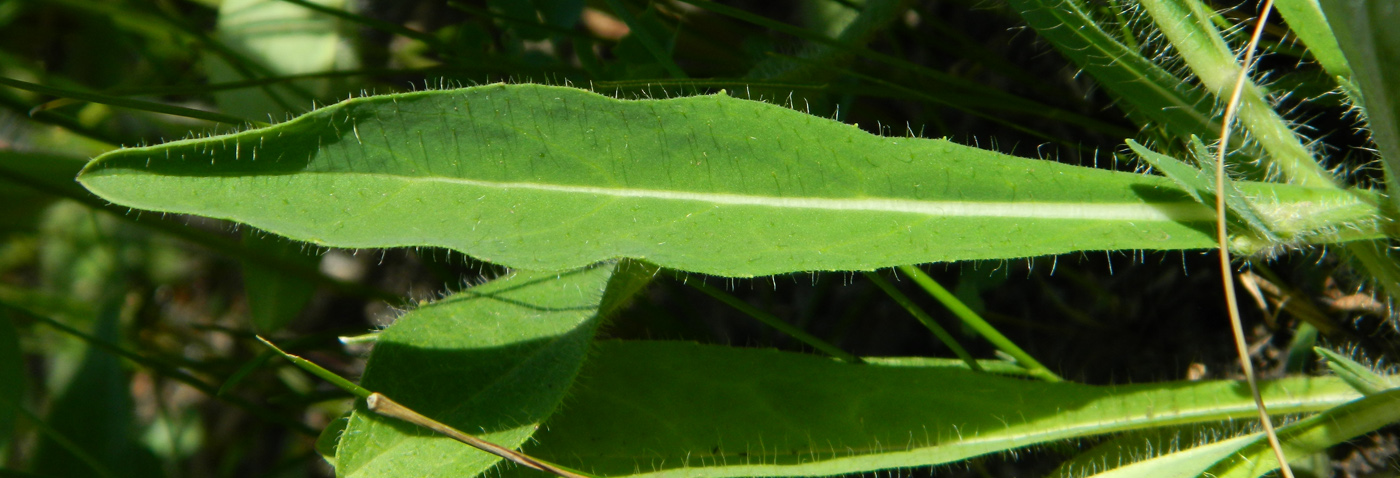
left=9, top=305, right=317, bottom=436
left=366, top=393, right=596, bottom=478
left=257, top=336, right=372, bottom=399
left=862, top=271, right=982, bottom=372
left=1213, top=1, right=1295, bottom=476
left=895, top=266, right=1063, bottom=382
left=688, top=280, right=862, bottom=363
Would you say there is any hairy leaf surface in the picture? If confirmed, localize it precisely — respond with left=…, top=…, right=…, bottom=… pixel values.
left=79, top=84, right=1381, bottom=276
left=503, top=341, right=1366, bottom=478
left=335, top=262, right=641, bottom=478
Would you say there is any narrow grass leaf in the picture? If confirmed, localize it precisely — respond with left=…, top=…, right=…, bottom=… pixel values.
left=78, top=84, right=1385, bottom=277
left=1006, top=0, right=1221, bottom=141
left=1314, top=347, right=1398, bottom=395
left=1273, top=0, right=1351, bottom=78
left=335, top=262, right=643, bottom=478
left=505, top=341, right=1367, bottom=478
left=1319, top=0, right=1400, bottom=208
left=30, top=299, right=161, bottom=478
left=0, top=76, right=258, bottom=126
left=1203, top=388, right=1400, bottom=478
left=1080, top=433, right=1258, bottom=478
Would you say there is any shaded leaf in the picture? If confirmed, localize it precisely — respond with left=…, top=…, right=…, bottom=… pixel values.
left=241, top=229, right=318, bottom=332
left=31, top=299, right=161, bottom=478
left=1319, top=0, right=1400, bottom=208
left=1006, top=0, right=1220, bottom=141
left=507, top=341, right=1366, bottom=478
left=335, top=261, right=646, bottom=477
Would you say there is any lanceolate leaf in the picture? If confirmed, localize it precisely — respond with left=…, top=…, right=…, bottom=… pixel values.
left=502, top=341, right=1367, bottom=478
left=335, top=262, right=645, bottom=478
left=78, top=84, right=1383, bottom=277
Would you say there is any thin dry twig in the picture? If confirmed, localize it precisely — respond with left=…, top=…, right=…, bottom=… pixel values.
left=1214, top=1, right=1295, bottom=476
left=366, top=393, right=594, bottom=478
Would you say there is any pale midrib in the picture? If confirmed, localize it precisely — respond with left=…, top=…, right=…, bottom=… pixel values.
left=355, top=173, right=1217, bottom=222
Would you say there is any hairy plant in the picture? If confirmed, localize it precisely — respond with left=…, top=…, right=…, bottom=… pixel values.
left=1, top=0, right=1397, bottom=477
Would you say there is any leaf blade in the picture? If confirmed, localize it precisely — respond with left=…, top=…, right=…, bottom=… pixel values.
left=335, top=262, right=636, bottom=478
left=78, top=84, right=1383, bottom=277
left=508, top=341, right=1368, bottom=478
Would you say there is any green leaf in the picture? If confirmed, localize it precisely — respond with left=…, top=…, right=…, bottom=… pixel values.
left=335, top=262, right=643, bottom=478
left=317, top=412, right=351, bottom=468
left=1319, top=0, right=1400, bottom=209
left=507, top=341, right=1366, bottom=478
left=1006, top=0, right=1221, bottom=141
left=208, top=0, right=356, bottom=118
left=30, top=299, right=161, bottom=478
left=1080, top=433, right=1258, bottom=478
left=1203, top=388, right=1400, bottom=477
left=77, top=84, right=1386, bottom=277
left=1273, top=0, right=1352, bottom=79
left=1314, top=347, right=1398, bottom=395
left=241, top=229, right=318, bottom=333
left=1127, top=139, right=1275, bottom=241
left=1049, top=423, right=1242, bottom=477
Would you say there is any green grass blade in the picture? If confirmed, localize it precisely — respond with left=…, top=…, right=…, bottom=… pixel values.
left=1319, top=0, right=1400, bottom=209
left=256, top=336, right=372, bottom=399
left=676, top=0, right=1122, bottom=135
left=0, top=76, right=259, bottom=126
left=1080, top=433, right=1258, bottom=478
left=14, top=407, right=119, bottom=478
left=1006, top=0, right=1222, bottom=141
left=3, top=299, right=318, bottom=436
left=1273, top=0, right=1351, bottom=78
left=862, top=271, right=979, bottom=371
left=39, top=0, right=315, bottom=109
left=895, top=265, right=1061, bottom=382
left=335, top=263, right=637, bottom=478
left=30, top=299, right=160, bottom=478
left=688, top=280, right=861, bottom=363
left=1314, top=347, right=1398, bottom=395
left=273, top=0, right=448, bottom=54
left=0, top=90, right=123, bottom=146
left=504, top=341, right=1367, bottom=478
left=77, top=85, right=1388, bottom=277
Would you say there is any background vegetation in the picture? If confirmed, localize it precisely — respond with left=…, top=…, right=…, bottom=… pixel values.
left=0, top=0, right=1397, bottom=477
